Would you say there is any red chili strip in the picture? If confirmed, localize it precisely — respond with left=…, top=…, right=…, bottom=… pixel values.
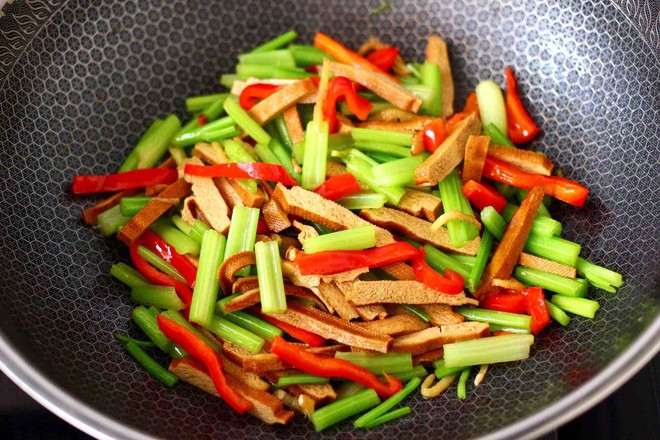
left=71, top=168, right=178, bottom=195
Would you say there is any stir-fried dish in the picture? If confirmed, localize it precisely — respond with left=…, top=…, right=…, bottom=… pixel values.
left=71, top=30, right=623, bottom=431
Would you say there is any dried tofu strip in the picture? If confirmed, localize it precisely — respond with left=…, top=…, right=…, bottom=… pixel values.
left=248, top=78, right=317, bottom=126
left=283, top=105, right=305, bottom=144
left=262, top=197, right=292, bottom=233
left=325, top=161, right=349, bottom=178
left=233, top=276, right=260, bottom=293
left=488, top=144, right=554, bottom=176
left=219, top=251, right=256, bottom=294
left=370, top=108, right=419, bottom=122
left=222, top=341, right=344, bottom=373
left=356, top=116, right=433, bottom=132
left=425, top=35, right=455, bottom=118
left=491, top=278, right=527, bottom=291
left=379, top=262, right=417, bottom=281
left=417, top=304, right=466, bottom=326
left=231, top=78, right=317, bottom=104
left=316, top=282, right=360, bottom=321
left=357, top=314, right=429, bottom=337
left=390, top=188, right=443, bottom=222
left=292, top=220, right=319, bottom=244
left=391, top=322, right=490, bottom=355
left=181, top=156, right=232, bottom=233
left=193, top=142, right=229, bottom=165
left=347, top=280, right=478, bottom=306
left=413, top=349, right=445, bottom=365
left=518, top=253, right=577, bottom=278
left=355, top=304, right=388, bottom=321
left=461, top=135, right=491, bottom=183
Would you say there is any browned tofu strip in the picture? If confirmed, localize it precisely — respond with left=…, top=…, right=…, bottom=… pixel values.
left=360, top=207, right=480, bottom=255
left=418, top=304, right=466, bottom=326
left=379, top=262, right=416, bottom=280
left=270, top=302, right=392, bottom=353
left=169, top=357, right=294, bottom=425
left=425, top=35, right=454, bottom=118
left=264, top=371, right=337, bottom=405
left=273, top=184, right=395, bottom=246
left=262, top=197, right=292, bottom=233
left=413, top=349, right=445, bottom=365
left=181, top=157, right=232, bottom=233
left=391, top=322, right=490, bottom=354
left=487, top=145, right=554, bottom=176
left=370, top=108, right=419, bottom=122
left=461, top=135, right=491, bottom=183
left=356, top=116, right=432, bottom=132
left=193, top=141, right=229, bottom=164
left=232, top=275, right=260, bottom=293
left=283, top=105, right=305, bottom=144
left=248, top=78, right=317, bottom=125
left=118, top=178, right=191, bottom=245
left=357, top=314, right=429, bottom=336
left=224, top=288, right=260, bottom=313
left=390, top=188, right=443, bottom=222
left=82, top=189, right=139, bottom=225
left=355, top=304, right=388, bottom=321
left=325, top=161, right=348, bottom=177
left=411, top=129, right=425, bottom=156
left=518, top=253, right=577, bottom=278
left=328, top=61, right=422, bottom=112
left=316, top=282, right=360, bottom=321
left=414, top=112, right=482, bottom=186
left=223, top=341, right=344, bottom=373
left=219, top=251, right=256, bottom=294
left=347, top=280, right=478, bottom=306
left=221, top=355, right=271, bottom=391
left=475, top=186, right=545, bottom=300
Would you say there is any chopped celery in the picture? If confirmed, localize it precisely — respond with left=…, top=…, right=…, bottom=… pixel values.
left=303, top=225, right=376, bottom=254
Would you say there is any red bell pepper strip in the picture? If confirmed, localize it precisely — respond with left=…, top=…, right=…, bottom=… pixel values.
left=239, top=83, right=281, bottom=110
left=312, top=173, right=361, bottom=201
left=294, top=241, right=421, bottom=276
left=410, top=248, right=464, bottom=294
left=482, top=157, right=589, bottom=207
left=444, top=112, right=467, bottom=134
left=366, top=47, right=399, bottom=72
left=422, top=119, right=447, bottom=153
left=129, top=240, right=193, bottom=307
left=256, top=217, right=270, bottom=235
left=462, top=91, right=480, bottom=117
left=270, top=336, right=402, bottom=397
left=522, top=286, right=551, bottom=334
left=313, top=32, right=400, bottom=82
left=197, top=114, right=208, bottom=127
left=505, top=67, right=540, bottom=144
left=71, top=168, right=178, bottom=195
left=323, top=76, right=373, bottom=133
left=184, top=163, right=298, bottom=187
left=250, top=308, right=327, bottom=347
left=462, top=180, right=508, bottom=213
left=481, top=291, right=527, bottom=314
left=156, top=315, right=253, bottom=413
left=140, top=230, right=198, bottom=287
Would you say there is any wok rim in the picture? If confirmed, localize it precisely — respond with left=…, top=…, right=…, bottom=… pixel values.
left=1, top=314, right=658, bottom=439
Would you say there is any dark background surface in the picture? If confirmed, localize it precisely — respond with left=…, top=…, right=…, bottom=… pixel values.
left=1, top=355, right=658, bottom=439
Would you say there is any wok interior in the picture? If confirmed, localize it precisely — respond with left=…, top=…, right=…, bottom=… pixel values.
left=0, top=0, right=658, bottom=438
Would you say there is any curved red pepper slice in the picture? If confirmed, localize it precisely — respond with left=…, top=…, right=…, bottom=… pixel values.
left=129, top=240, right=193, bottom=307
left=313, top=173, right=361, bottom=201
left=481, top=291, right=526, bottom=314
left=71, top=168, right=178, bottom=195
left=239, top=83, right=281, bottom=110
left=505, top=67, right=540, bottom=144
left=462, top=91, right=480, bottom=116
left=522, top=286, right=551, bottom=334
left=294, top=241, right=421, bottom=276
left=250, top=308, right=326, bottom=347
left=410, top=248, right=464, bottom=294
left=184, top=162, right=298, bottom=187
left=256, top=217, right=270, bottom=235
left=422, top=119, right=447, bottom=153
left=197, top=114, right=208, bottom=127
left=270, top=336, right=402, bottom=397
left=323, top=76, right=372, bottom=133
left=366, top=47, right=399, bottom=73
left=462, top=179, right=508, bottom=213
left=140, top=230, right=198, bottom=287
left=156, top=315, right=253, bottom=413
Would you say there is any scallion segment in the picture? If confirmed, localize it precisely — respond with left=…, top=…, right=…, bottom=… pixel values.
left=223, top=97, right=271, bottom=145
left=457, top=367, right=471, bottom=399
left=160, top=309, right=221, bottom=352
left=131, top=285, right=186, bottom=310
left=433, top=359, right=468, bottom=379
left=372, top=155, right=425, bottom=187
left=419, top=62, right=442, bottom=116
left=351, top=128, right=413, bottom=146
left=354, top=376, right=421, bottom=428
left=363, top=407, right=412, bottom=429
left=239, top=49, right=296, bottom=67
left=488, top=323, right=531, bottom=334
left=550, top=295, right=600, bottom=319
left=334, top=352, right=413, bottom=375
left=123, top=340, right=179, bottom=388
left=438, top=170, right=480, bottom=248
left=207, top=315, right=265, bottom=354
left=443, top=334, right=535, bottom=368
left=336, top=193, right=388, bottom=210
left=137, top=246, right=186, bottom=283
left=250, top=30, right=298, bottom=53
left=515, top=266, right=588, bottom=297
left=185, top=93, right=229, bottom=113
left=353, top=141, right=411, bottom=158
left=301, top=120, right=329, bottom=190
left=454, top=307, right=532, bottom=331
left=303, top=225, right=376, bottom=254
left=311, top=388, right=380, bottom=432
left=114, top=334, right=155, bottom=349
left=131, top=306, right=180, bottom=355
left=389, top=365, right=428, bottom=381
left=475, top=81, right=507, bottom=136
left=290, top=44, right=332, bottom=66
left=400, top=304, right=431, bottom=323
left=236, top=64, right=313, bottom=80
left=111, top=262, right=149, bottom=288
left=119, top=115, right=181, bottom=172
left=277, top=374, right=330, bottom=387
left=483, top=122, right=514, bottom=147
left=255, top=241, right=287, bottom=314
left=467, top=230, right=494, bottom=293
left=190, top=230, right=226, bottom=328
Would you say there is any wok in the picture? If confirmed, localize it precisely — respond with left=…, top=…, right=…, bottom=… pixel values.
left=0, top=0, right=658, bottom=438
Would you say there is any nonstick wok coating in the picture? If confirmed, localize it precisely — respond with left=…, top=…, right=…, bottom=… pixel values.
left=0, top=0, right=658, bottom=439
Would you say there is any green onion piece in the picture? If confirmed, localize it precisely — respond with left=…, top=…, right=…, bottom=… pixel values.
left=289, top=44, right=332, bottom=66
left=400, top=304, right=430, bottom=322
left=97, top=205, right=130, bottom=236
left=467, top=231, right=494, bottom=293
left=119, top=115, right=181, bottom=172
left=353, top=141, right=411, bottom=158
left=365, top=151, right=401, bottom=163
left=475, top=81, right=507, bottom=136
left=216, top=301, right=283, bottom=339
left=311, top=389, right=380, bottom=432
left=188, top=219, right=211, bottom=245
left=545, top=300, right=571, bottom=326
left=114, top=334, right=155, bottom=349
left=337, top=193, right=388, bottom=210
left=267, top=137, right=299, bottom=180
left=207, top=315, right=264, bottom=354
left=190, top=230, right=226, bottom=328
left=363, top=407, right=411, bottom=429
left=131, top=306, right=176, bottom=355
left=454, top=307, right=532, bottom=330
left=131, top=285, right=186, bottom=310
left=334, top=352, right=413, bottom=375
left=174, top=115, right=235, bottom=147
left=123, top=340, right=179, bottom=388
left=250, top=30, right=298, bottom=53
left=334, top=149, right=405, bottom=205
left=351, top=127, right=413, bottom=146
left=419, top=62, right=442, bottom=116
left=255, top=241, right=287, bottom=314
left=524, top=233, right=581, bottom=267
left=202, top=95, right=229, bottom=120
left=389, top=365, right=428, bottom=381
left=453, top=255, right=477, bottom=270
left=111, top=262, right=149, bottom=288
left=309, top=222, right=334, bottom=235
left=372, top=155, right=425, bottom=187
left=150, top=222, right=201, bottom=256
left=433, top=359, right=468, bottom=379
left=146, top=308, right=187, bottom=361
left=236, top=64, right=313, bottom=80
left=168, top=145, right=187, bottom=166
left=483, top=122, right=514, bottom=147
left=219, top=73, right=239, bottom=89
left=239, top=49, right=296, bottom=67
left=488, top=323, right=531, bottom=334
left=438, top=170, right=480, bottom=248
left=160, top=309, right=221, bottom=352
left=120, top=197, right=152, bottom=217
left=550, top=295, right=600, bottom=319
left=186, top=93, right=229, bottom=113
left=443, top=334, right=535, bottom=368
left=515, top=266, right=588, bottom=297
left=576, top=257, right=623, bottom=292
left=457, top=367, right=471, bottom=399
left=224, top=206, right=260, bottom=276
left=423, top=244, right=472, bottom=281
left=272, top=114, right=294, bottom=151
left=223, top=98, right=271, bottom=145
left=176, top=116, right=199, bottom=139
left=354, top=376, right=421, bottom=428
left=480, top=206, right=506, bottom=241
left=494, top=181, right=518, bottom=199
left=137, top=246, right=186, bottom=283
left=301, top=120, right=329, bottom=190
left=277, top=374, right=330, bottom=387
left=303, top=225, right=376, bottom=254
